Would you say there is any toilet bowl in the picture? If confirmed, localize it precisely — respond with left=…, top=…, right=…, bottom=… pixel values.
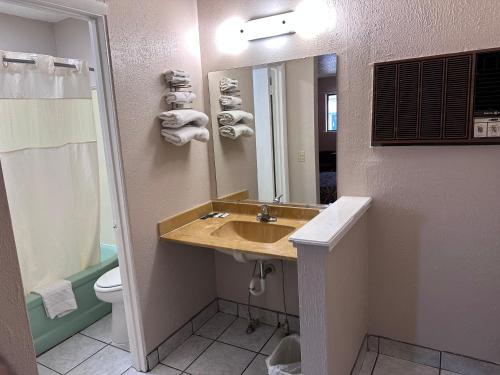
left=94, top=267, right=129, bottom=349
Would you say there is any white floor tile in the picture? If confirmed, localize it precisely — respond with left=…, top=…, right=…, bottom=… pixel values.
left=196, top=312, right=236, bottom=340
left=37, top=364, right=59, bottom=375
left=218, top=318, right=275, bottom=352
left=66, top=345, right=132, bottom=375
left=186, top=341, right=254, bottom=375
left=161, top=335, right=212, bottom=371
left=373, top=355, right=439, bottom=375
left=122, top=363, right=181, bottom=374
left=81, top=314, right=113, bottom=344
left=243, top=354, right=268, bottom=375
left=359, top=351, right=378, bottom=375
left=37, top=334, right=106, bottom=374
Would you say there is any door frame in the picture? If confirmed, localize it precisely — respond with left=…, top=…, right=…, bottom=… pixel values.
left=12, top=0, right=147, bottom=371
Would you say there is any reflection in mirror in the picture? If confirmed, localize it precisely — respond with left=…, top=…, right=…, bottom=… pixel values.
left=208, top=53, right=337, bottom=206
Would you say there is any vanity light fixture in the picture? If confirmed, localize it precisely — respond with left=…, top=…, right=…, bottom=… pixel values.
left=240, top=11, right=296, bottom=41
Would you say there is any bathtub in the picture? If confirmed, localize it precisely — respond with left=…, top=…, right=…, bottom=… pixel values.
left=26, top=243, right=119, bottom=355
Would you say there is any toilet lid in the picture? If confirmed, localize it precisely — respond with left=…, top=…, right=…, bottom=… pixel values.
left=96, top=267, right=121, bottom=288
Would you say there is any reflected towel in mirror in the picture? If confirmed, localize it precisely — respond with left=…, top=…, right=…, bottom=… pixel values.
left=219, top=77, right=239, bottom=92
left=219, top=124, right=254, bottom=139
left=219, top=95, right=242, bottom=108
left=217, top=110, right=254, bottom=126
left=159, top=109, right=209, bottom=128
left=165, top=91, right=196, bottom=104
left=161, top=126, right=210, bottom=146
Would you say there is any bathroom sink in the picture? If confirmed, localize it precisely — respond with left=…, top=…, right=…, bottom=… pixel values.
left=211, top=220, right=295, bottom=244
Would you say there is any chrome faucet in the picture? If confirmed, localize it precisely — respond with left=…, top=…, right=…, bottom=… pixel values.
left=273, top=194, right=284, bottom=204
left=256, top=204, right=277, bottom=223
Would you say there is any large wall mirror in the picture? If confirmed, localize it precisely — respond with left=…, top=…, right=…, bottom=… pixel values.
left=208, top=53, right=337, bottom=206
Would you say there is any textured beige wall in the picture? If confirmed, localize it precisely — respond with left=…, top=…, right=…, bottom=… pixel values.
left=197, top=0, right=500, bottom=362
left=285, top=57, right=318, bottom=204
left=106, top=0, right=216, bottom=352
left=0, top=164, right=37, bottom=375
left=208, top=68, right=258, bottom=199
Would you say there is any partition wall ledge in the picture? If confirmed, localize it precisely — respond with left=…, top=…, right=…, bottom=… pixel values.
left=289, top=196, right=372, bottom=250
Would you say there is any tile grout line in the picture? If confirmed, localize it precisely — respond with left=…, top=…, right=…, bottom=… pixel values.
left=170, top=338, right=217, bottom=373
left=370, top=353, right=379, bottom=375
left=76, top=331, right=130, bottom=355
left=240, top=352, right=260, bottom=375
left=37, top=362, right=64, bottom=375
left=62, top=343, right=110, bottom=374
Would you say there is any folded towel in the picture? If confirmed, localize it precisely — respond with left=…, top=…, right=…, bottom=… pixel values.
left=219, top=124, right=254, bottom=139
left=217, top=110, right=254, bottom=126
left=168, top=76, right=192, bottom=87
left=220, top=77, right=238, bottom=92
left=164, top=69, right=190, bottom=81
left=165, top=91, right=197, bottom=104
left=159, top=110, right=209, bottom=128
left=162, top=126, right=210, bottom=146
left=219, top=95, right=242, bottom=108
left=33, top=280, right=78, bottom=319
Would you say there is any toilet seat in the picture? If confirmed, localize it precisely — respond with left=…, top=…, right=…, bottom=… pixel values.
left=95, top=267, right=122, bottom=293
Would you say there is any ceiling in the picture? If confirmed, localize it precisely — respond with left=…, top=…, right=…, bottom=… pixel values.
left=0, top=1, right=68, bottom=22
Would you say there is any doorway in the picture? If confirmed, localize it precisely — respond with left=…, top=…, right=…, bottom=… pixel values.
left=0, top=0, right=146, bottom=372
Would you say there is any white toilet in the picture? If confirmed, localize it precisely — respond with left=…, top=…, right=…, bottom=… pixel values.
left=94, top=267, right=129, bottom=349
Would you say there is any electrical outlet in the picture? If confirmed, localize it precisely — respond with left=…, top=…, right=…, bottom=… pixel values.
left=474, top=122, right=487, bottom=138
left=488, top=122, right=500, bottom=137
left=298, top=151, right=305, bottom=162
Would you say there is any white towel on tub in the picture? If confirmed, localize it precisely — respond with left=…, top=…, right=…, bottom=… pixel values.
left=158, top=110, right=209, bottom=128
left=161, top=126, right=210, bottom=146
left=33, top=279, right=77, bottom=319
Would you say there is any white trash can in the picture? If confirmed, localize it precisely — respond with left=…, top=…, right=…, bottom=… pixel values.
left=265, top=334, right=302, bottom=375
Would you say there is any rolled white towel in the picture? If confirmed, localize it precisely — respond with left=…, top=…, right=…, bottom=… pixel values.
left=219, top=95, right=242, bottom=108
left=161, top=126, right=210, bottom=146
left=219, top=124, right=254, bottom=139
left=220, top=77, right=238, bottom=92
left=165, top=91, right=197, bottom=104
left=158, top=110, right=209, bottom=128
left=217, top=110, right=254, bottom=126
left=169, top=76, right=192, bottom=87
left=164, top=69, right=190, bottom=81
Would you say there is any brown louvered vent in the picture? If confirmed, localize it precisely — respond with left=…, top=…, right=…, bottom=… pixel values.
left=373, top=64, right=397, bottom=140
left=443, top=56, right=471, bottom=138
left=420, top=59, right=445, bottom=139
left=371, top=50, right=492, bottom=145
left=396, top=62, right=420, bottom=139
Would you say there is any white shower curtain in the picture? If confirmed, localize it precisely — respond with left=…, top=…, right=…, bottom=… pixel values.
left=0, top=51, right=100, bottom=294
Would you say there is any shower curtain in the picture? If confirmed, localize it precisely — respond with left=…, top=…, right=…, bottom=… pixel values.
left=0, top=51, right=100, bottom=294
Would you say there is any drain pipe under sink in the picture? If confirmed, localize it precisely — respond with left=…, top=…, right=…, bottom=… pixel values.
left=249, top=261, right=275, bottom=296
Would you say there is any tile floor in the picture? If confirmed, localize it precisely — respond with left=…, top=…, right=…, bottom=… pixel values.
left=359, top=352, right=463, bottom=375
left=36, top=311, right=289, bottom=375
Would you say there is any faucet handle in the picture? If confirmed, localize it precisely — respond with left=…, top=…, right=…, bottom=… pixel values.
left=273, top=194, right=283, bottom=204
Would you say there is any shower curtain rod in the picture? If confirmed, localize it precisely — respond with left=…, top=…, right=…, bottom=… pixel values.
left=2, top=57, right=95, bottom=71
